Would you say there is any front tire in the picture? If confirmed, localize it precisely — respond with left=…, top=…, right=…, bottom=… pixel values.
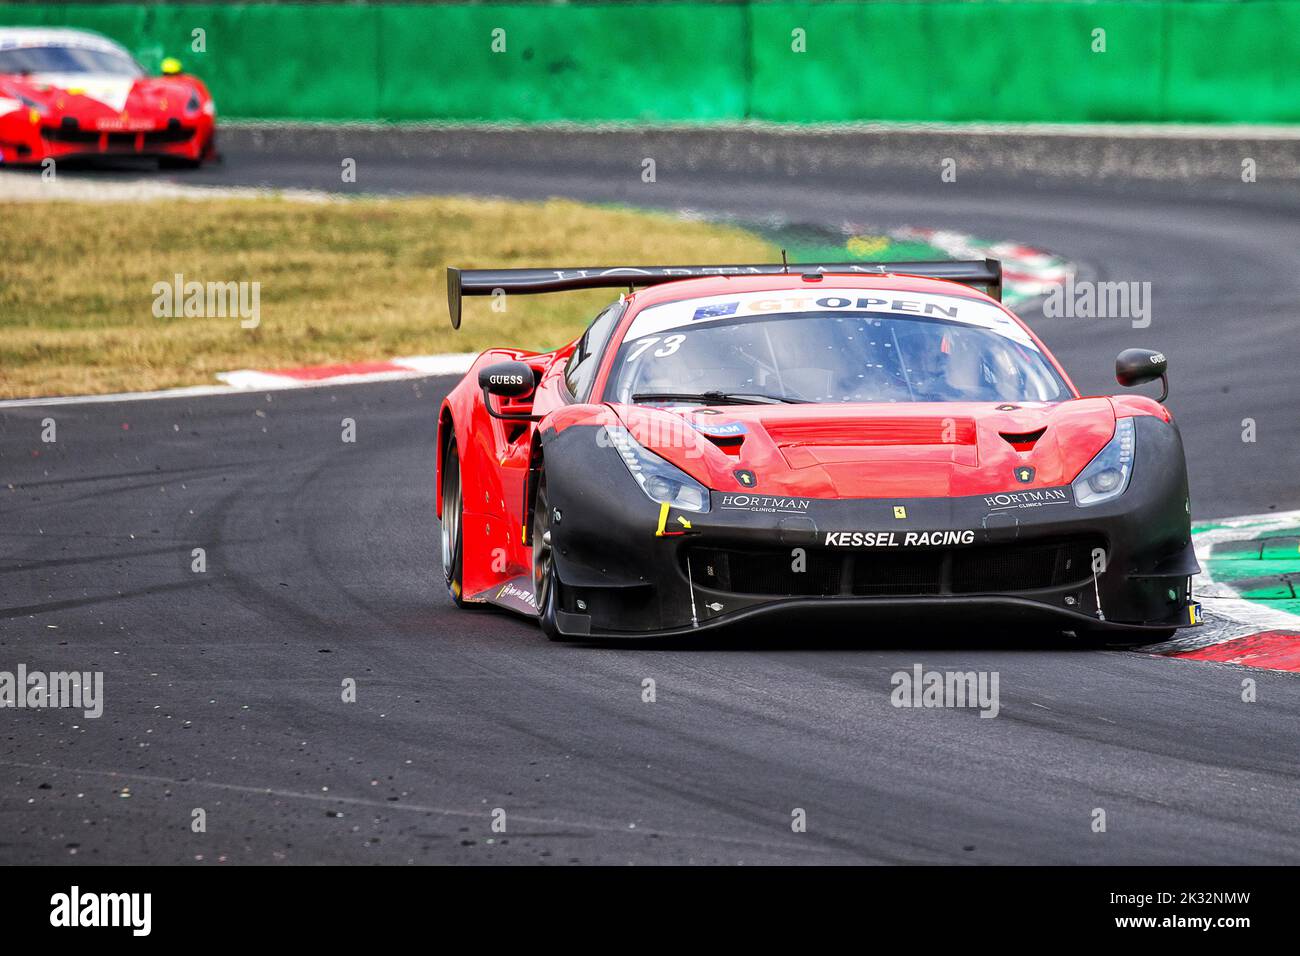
left=441, top=437, right=469, bottom=608
left=531, top=471, right=565, bottom=641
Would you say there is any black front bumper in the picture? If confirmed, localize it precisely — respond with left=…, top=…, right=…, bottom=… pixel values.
left=540, top=415, right=1199, bottom=639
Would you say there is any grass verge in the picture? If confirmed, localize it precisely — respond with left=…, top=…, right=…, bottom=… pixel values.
left=0, top=195, right=774, bottom=398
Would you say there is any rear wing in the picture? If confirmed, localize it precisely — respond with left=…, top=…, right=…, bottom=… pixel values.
left=446, top=259, right=1002, bottom=328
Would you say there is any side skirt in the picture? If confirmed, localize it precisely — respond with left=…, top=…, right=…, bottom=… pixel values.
left=467, top=574, right=541, bottom=617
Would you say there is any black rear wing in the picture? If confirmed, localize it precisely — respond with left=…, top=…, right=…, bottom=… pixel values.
left=446, top=259, right=1001, bottom=328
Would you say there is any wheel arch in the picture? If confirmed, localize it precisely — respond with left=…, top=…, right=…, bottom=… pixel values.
left=522, top=427, right=546, bottom=547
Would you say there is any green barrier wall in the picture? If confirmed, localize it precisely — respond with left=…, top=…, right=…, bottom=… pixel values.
left=2, top=2, right=1296, bottom=123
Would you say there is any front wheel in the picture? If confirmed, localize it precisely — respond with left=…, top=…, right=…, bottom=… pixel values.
left=531, top=471, right=565, bottom=641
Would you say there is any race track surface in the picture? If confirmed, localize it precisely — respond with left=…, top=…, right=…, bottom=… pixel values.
left=2, top=128, right=1298, bottom=863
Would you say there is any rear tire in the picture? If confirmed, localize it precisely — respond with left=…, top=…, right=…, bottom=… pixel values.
left=441, top=437, right=469, bottom=608
left=531, top=471, right=565, bottom=641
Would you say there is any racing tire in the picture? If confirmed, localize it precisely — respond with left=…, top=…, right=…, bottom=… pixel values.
left=531, top=470, right=566, bottom=641
left=441, top=436, right=470, bottom=609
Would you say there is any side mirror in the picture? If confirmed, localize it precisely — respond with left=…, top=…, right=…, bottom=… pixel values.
left=478, top=361, right=540, bottom=421
left=478, top=361, right=534, bottom=398
left=161, top=57, right=183, bottom=76
left=1116, top=348, right=1168, bottom=402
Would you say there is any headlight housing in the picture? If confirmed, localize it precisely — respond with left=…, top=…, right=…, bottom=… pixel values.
left=1072, top=417, right=1135, bottom=507
left=603, top=424, right=710, bottom=513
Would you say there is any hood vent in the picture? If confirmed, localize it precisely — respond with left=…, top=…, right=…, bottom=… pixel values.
left=703, top=433, right=744, bottom=457
left=1000, top=427, right=1047, bottom=452
left=765, top=417, right=977, bottom=447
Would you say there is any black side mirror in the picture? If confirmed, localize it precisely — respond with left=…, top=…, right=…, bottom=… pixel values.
left=478, top=361, right=534, bottom=398
left=1115, top=348, right=1168, bottom=402
left=478, top=361, right=540, bottom=421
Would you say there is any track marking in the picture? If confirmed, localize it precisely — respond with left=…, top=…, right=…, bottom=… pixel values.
left=0, top=169, right=337, bottom=204
left=0, top=354, right=476, bottom=408
left=0, top=759, right=825, bottom=857
left=1188, top=511, right=1300, bottom=632
left=1143, top=510, right=1300, bottom=672
left=1164, top=631, right=1300, bottom=670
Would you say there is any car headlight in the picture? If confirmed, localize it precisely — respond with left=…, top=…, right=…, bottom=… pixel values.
left=1072, top=417, right=1135, bottom=507
left=603, top=424, right=710, bottom=513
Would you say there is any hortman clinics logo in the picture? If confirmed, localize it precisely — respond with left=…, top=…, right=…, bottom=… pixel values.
left=50, top=886, right=151, bottom=936
left=720, top=493, right=809, bottom=515
left=983, top=486, right=1070, bottom=511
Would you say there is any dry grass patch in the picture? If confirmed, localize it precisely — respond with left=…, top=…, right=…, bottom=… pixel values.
left=0, top=196, right=773, bottom=397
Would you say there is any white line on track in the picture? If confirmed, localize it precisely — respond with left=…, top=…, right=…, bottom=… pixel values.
left=0, top=759, right=826, bottom=856
left=0, top=354, right=477, bottom=408
left=0, top=169, right=336, bottom=204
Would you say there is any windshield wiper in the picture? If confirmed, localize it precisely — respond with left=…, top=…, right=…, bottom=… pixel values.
left=632, top=390, right=809, bottom=406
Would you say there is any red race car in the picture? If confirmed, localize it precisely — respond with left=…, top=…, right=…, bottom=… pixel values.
left=438, top=260, right=1201, bottom=641
left=0, top=27, right=215, bottom=168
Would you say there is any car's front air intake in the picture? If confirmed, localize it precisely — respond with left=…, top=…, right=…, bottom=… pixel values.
left=686, top=536, right=1101, bottom=598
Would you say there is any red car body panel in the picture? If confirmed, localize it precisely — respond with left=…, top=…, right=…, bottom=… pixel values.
left=439, top=346, right=572, bottom=601
left=610, top=397, right=1121, bottom=500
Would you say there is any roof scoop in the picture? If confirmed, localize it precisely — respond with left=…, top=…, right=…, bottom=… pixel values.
left=1000, top=427, right=1047, bottom=451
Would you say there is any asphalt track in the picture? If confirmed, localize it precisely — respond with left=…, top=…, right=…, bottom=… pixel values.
left=2, top=129, right=1298, bottom=864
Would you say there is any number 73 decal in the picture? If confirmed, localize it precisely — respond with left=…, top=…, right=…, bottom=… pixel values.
left=626, top=335, right=685, bottom=361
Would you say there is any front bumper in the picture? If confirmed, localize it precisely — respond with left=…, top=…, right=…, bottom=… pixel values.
left=0, top=115, right=211, bottom=164
left=541, top=415, right=1199, bottom=639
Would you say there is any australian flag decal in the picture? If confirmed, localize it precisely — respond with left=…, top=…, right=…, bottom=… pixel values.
left=692, top=301, right=738, bottom=320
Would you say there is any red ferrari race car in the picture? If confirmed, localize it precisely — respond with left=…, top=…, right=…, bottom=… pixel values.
left=0, top=27, right=215, bottom=168
left=437, top=260, right=1202, bottom=641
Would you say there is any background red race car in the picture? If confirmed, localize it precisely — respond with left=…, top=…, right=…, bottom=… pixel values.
left=438, top=260, right=1201, bottom=642
left=0, top=27, right=216, bottom=168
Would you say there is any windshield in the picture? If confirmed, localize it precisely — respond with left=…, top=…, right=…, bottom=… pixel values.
left=0, top=45, right=142, bottom=77
left=608, top=299, right=1070, bottom=405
